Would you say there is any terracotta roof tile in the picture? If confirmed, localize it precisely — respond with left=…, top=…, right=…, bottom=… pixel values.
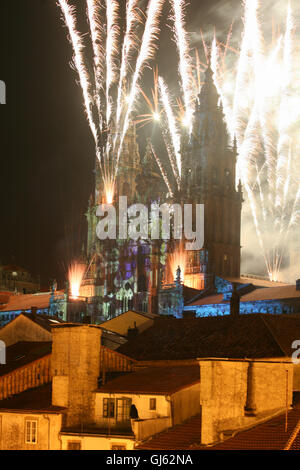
left=207, top=408, right=300, bottom=450
left=0, top=292, right=54, bottom=312
left=137, top=414, right=202, bottom=450
left=0, top=384, right=63, bottom=412
left=118, top=315, right=293, bottom=360
left=0, top=341, right=52, bottom=377
left=97, top=366, right=199, bottom=394
left=241, top=285, right=300, bottom=302
left=138, top=408, right=300, bottom=451
left=188, top=294, right=224, bottom=307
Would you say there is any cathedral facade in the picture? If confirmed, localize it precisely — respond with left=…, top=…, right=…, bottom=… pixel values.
left=79, top=67, right=243, bottom=322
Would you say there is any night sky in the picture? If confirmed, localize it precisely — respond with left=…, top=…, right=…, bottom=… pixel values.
left=0, top=0, right=242, bottom=288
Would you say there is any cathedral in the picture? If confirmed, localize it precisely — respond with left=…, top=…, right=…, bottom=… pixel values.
left=79, top=66, right=243, bottom=322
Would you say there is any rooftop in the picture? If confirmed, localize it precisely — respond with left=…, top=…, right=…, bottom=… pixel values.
left=0, top=311, right=64, bottom=332
left=0, top=341, right=52, bottom=377
left=137, top=407, right=300, bottom=450
left=137, top=414, right=202, bottom=450
left=0, top=292, right=55, bottom=313
left=0, top=384, right=63, bottom=413
left=241, top=285, right=300, bottom=302
left=117, top=314, right=300, bottom=360
left=229, top=276, right=291, bottom=288
left=97, top=365, right=199, bottom=395
left=207, top=407, right=300, bottom=450
left=188, top=284, right=300, bottom=307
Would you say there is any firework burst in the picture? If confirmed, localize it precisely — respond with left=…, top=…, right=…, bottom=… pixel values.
left=58, top=0, right=164, bottom=204
left=140, top=0, right=300, bottom=283
left=68, top=261, right=86, bottom=298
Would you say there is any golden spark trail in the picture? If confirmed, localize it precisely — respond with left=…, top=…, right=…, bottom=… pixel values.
left=115, top=0, right=140, bottom=128
left=158, top=77, right=182, bottom=182
left=105, top=0, right=120, bottom=128
left=68, top=261, right=86, bottom=299
left=58, top=0, right=98, bottom=146
left=116, top=0, right=165, bottom=174
left=171, top=0, right=195, bottom=134
left=87, top=0, right=105, bottom=99
left=150, top=143, right=174, bottom=197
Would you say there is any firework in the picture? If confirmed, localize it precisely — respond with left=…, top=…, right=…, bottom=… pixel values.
left=170, top=0, right=195, bottom=134
left=234, top=0, right=300, bottom=281
left=59, top=0, right=300, bottom=283
left=68, top=261, right=86, bottom=299
left=58, top=0, right=164, bottom=204
left=145, top=0, right=300, bottom=282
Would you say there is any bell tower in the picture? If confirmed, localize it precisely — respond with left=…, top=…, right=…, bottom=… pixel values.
left=116, top=123, right=141, bottom=203
left=183, top=65, right=243, bottom=281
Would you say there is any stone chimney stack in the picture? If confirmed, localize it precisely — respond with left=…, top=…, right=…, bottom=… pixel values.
left=31, top=306, right=37, bottom=317
left=230, top=283, right=240, bottom=317
left=51, top=324, right=102, bottom=427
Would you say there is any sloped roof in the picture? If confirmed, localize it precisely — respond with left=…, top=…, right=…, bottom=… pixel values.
left=188, top=294, right=224, bottom=307
left=138, top=408, right=300, bottom=451
left=0, top=341, right=52, bottom=377
left=207, top=407, right=300, bottom=450
left=137, top=414, right=202, bottom=450
left=0, top=292, right=54, bottom=312
left=0, top=292, right=14, bottom=305
left=0, top=384, right=63, bottom=412
left=188, top=285, right=300, bottom=307
left=117, top=314, right=300, bottom=360
left=228, top=276, right=291, bottom=288
left=182, top=286, right=203, bottom=303
left=97, top=365, right=199, bottom=395
left=241, top=285, right=300, bottom=302
left=0, top=312, right=64, bottom=333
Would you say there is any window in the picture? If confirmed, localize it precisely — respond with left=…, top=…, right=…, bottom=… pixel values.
left=25, top=419, right=38, bottom=444
left=103, top=398, right=115, bottom=418
left=67, top=441, right=81, bottom=450
left=103, top=398, right=132, bottom=421
left=116, top=398, right=132, bottom=422
left=149, top=398, right=156, bottom=410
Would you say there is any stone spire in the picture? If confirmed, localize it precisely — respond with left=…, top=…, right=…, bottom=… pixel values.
left=191, top=64, right=228, bottom=153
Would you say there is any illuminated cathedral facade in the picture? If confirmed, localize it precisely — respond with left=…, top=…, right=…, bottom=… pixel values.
left=79, top=67, right=243, bottom=321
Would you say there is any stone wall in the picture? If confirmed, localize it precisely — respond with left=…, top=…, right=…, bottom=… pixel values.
left=51, top=325, right=102, bottom=427
left=0, top=314, right=52, bottom=346
left=0, top=412, right=62, bottom=450
left=199, top=359, right=293, bottom=445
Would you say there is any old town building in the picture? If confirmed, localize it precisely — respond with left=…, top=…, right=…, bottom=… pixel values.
left=0, top=314, right=300, bottom=449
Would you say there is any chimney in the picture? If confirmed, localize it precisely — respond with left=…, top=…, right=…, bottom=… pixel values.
left=51, top=324, right=102, bottom=427
left=230, top=283, right=240, bottom=317
left=183, top=310, right=196, bottom=319
left=296, top=280, right=300, bottom=291
left=31, top=306, right=38, bottom=317
left=127, top=322, right=139, bottom=340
